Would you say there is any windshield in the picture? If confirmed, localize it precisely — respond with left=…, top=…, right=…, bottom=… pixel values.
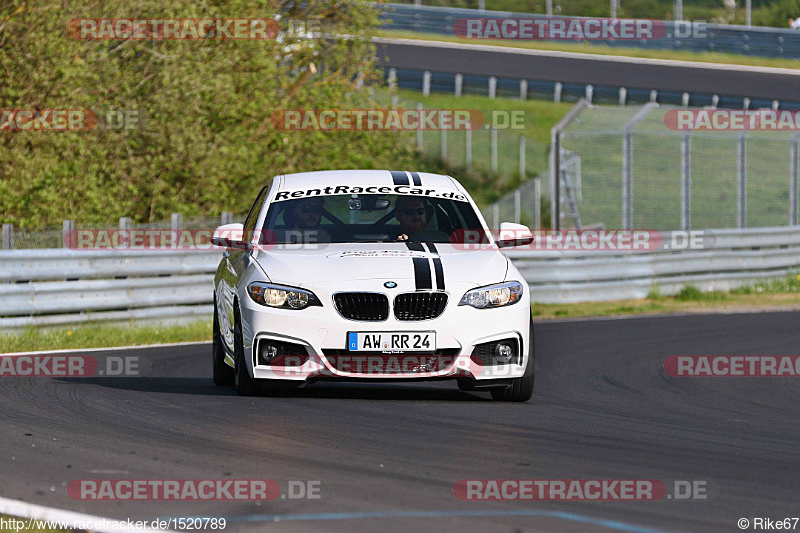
left=257, top=193, right=489, bottom=244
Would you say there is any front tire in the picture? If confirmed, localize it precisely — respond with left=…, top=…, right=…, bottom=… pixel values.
left=212, top=296, right=234, bottom=386
left=490, top=316, right=535, bottom=402
left=233, top=306, right=259, bottom=396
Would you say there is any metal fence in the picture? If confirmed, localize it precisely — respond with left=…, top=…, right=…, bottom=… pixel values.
left=482, top=176, right=543, bottom=229
left=508, top=225, right=800, bottom=303
left=379, top=3, right=800, bottom=59
left=551, top=101, right=800, bottom=231
left=389, top=90, right=547, bottom=177
left=382, top=62, right=795, bottom=112
left=0, top=249, right=217, bottom=328
left=1, top=213, right=244, bottom=250
left=1, top=225, right=799, bottom=327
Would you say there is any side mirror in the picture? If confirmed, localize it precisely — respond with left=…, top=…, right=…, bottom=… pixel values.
left=211, top=223, right=250, bottom=250
left=497, top=222, right=534, bottom=249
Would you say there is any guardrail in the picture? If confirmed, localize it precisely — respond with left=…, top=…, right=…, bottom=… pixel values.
left=0, top=249, right=219, bottom=328
left=508, top=226, right=800, bottom=303
left=1, top=226, right=798, bottom=327
left=379, top=3, right=800, bottom=59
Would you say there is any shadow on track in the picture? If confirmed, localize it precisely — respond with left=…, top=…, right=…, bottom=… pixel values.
left=54, top=377, right=493, bottom=401
left=53, top=377, right=236, bottom=396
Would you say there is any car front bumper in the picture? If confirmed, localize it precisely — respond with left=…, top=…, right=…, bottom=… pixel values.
left=238, top=282, right=531, bottom=383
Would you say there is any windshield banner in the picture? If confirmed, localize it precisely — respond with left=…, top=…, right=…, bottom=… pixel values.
left=272, top=185, right=468, bottom=202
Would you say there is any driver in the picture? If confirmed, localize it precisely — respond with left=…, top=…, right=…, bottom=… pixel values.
left=288, top=197, right=324, bottom=230
left=395, top=196, right=430, bottom=241
left=284, top=197, right=330, bottom=243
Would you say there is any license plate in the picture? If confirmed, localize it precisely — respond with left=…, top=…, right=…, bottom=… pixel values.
left=348, top=332, right=436, bottom=352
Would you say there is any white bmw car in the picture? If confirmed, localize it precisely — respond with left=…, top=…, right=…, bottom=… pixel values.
left=211, top=170, right=536, bottom=401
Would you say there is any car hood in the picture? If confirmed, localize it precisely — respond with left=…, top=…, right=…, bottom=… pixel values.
left=252, top=243, right=508, bottom=287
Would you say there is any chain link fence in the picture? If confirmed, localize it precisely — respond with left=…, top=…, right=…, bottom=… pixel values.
left=12, top=102, right=794, bottom=245
left=383, top=91, right=549, bottom=186
left=554, top=102, right=800, bottom=230
left=1, top=213, right=247, bottom=250
left=481, top=176, right=543, bottom=229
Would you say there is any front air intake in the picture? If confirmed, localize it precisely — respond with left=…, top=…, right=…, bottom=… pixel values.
left=333, top=293, right=389, bottom=321
left=394, top=292, right=448, bottom=321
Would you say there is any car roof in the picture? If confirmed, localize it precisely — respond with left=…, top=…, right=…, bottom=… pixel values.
left=277, top=170, right=459, bottom=192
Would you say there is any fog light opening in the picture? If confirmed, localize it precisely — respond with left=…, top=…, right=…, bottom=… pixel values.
left=255, top=339, right=310, bottom=367
left=495, top=343, right=513, bottom=363
left=471, top=338, right=519, bottom=366
left=259, top=343, right=279, bottom=365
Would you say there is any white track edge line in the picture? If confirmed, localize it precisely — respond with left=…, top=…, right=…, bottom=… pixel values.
left=5, top=308, right=799, bottom=355
left=1, top=341, right=211, bottom=357
left=0, top=495, right=174, bottom=533
left=535, top=306, right=800, bottom=323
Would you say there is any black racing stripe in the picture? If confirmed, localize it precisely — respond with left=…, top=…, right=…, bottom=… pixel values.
left=421, top=243, right=445, bottom=291
left=410, top=172, right=422, bottom=186
left=412, top=258, right=432, bottom=290
left=433, top=257, right=445, bottom=291
left=390, top=170, right=409, bottom=185
left=406, top=242, right=430, bottom=290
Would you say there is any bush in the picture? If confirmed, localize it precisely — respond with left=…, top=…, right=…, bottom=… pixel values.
left=647, top=285, right=665, bottom=300
left=675, top=285, right=728, bottom=301
left=0, top=0, right=425, bottom=226
left=753, top=0, right=800, bottom=27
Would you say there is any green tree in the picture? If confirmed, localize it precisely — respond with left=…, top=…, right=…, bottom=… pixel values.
left=0, top=0, right=422, bottom=225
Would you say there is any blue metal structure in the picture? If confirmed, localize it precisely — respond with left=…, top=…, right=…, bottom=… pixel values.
left=380, top=3, right=800, bottom=59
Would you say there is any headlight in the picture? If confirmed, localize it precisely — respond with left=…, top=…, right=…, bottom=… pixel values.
left=247, top=282, right=322, bottom=310
left=459, top=281, right=523, bottom=309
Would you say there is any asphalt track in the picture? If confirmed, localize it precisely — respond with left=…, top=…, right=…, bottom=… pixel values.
left=376, top=38, right=800, bottom=101
left=2, top=310, right=799, bottom=532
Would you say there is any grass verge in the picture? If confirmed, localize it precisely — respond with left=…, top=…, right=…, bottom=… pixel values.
left=380, top=30, right=800, bottom=70
left=396, top=89, right=571, bottom=145
left=1, top=274, right=799, bottom=352
left=533, top=273, right=800, bottom=319
left=0, top=320, right=212, bottom=354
